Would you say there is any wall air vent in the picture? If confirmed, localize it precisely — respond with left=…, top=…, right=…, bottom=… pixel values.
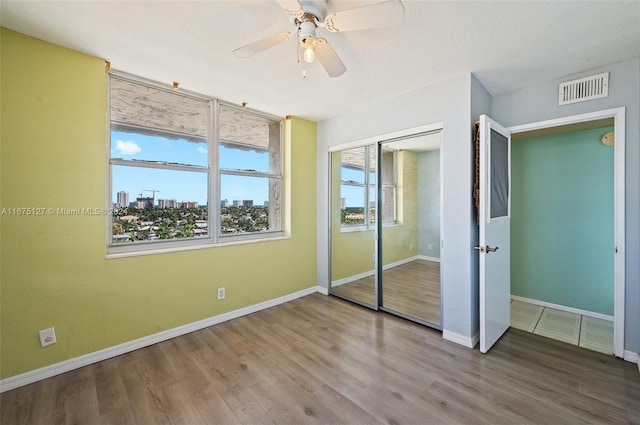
left=558, top=72, right=609, bottom=105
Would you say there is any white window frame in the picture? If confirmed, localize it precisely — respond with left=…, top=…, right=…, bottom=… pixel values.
left=107, top=72, right=284, bottom=256
left=217, top=102, right=284, bottom=242
left=339, top=145, right=397, bottom=231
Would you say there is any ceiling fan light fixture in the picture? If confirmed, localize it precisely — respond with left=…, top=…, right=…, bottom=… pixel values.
left=303, top=45, right=316, bottom=63
left=299, top=18, right=318, bottom=63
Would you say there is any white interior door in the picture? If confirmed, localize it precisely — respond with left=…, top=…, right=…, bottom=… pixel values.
left=478, top=115, right=511, bottom=353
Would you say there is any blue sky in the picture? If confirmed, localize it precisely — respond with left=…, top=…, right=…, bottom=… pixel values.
left=111, top=131, right=367, bottom=208
left=111, top=131, right=270, bottom=206
left=340, top=166, right=374, bottom=208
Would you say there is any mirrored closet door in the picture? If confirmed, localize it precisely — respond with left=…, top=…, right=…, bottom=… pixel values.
left=330, top=146, right=378, bottom=308
left=379, top=133, right=442, bottom=327
left=329, top=130, right=442, bottom=329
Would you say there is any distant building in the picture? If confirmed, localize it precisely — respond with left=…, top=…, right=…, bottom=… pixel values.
left=158, top=199, right=177, bottom=209
left=133, top=201, right=145, bottom=209
left=119, top=215, right=138, bottom=222
left=233, top=200, right=241, bottom=207
left=221, top=199, right=229, bottom=208
left=178, top=201, right=199, bottom=209
left=136, top=196, right=154, bottom=208
left=242, top=200, right=253, bottom=207
left=117, top=191, right=129, bottom=208
left=263, top=201, right=269, bottom=207
left=340, top=198, right=346, bottom=209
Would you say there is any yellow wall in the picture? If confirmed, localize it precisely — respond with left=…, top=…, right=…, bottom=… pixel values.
left=330, top=150, right=417, bottom=282
left=382, top=150, right=418, bottom=265
left=330, top=151, right=375, bottom=281
left=0, top=28, right=317, bottom=379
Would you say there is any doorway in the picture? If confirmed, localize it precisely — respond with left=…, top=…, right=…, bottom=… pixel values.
left=329, top=129, right=443, bottom=329
left=510, top=120, right=616, bottom=354
left=478, top=108, right=625, bottom=357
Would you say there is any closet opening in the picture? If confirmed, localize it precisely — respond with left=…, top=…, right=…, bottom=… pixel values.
left=507, top=110, right=625, bottom=357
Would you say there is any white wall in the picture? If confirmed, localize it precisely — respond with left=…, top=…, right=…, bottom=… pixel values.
left=491, top=58, right=640, bottom=353
left=318, top=74, right=481, bottom=345
left=469, top=74, right=493, bottom=340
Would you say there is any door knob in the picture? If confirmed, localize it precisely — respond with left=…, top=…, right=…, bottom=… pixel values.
left=474, top=245, right=499, bottom=253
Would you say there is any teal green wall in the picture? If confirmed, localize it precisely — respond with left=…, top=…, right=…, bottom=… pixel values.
left=511, top=127, right=614, bottom=315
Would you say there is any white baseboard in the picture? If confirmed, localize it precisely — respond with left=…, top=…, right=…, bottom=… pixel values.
left=418, top=255, right=440, bottom=263
left=331, top=270, right=375, bottom=287
left=623, top=350, right=639, bottom=368
left=385, top=255, right=419, bottom=269
left=317, top=286, right=329, bottom=295
left=331, top=256, right=420, bottom=287
left=0, top=285, right=322, bottom=393
left=443, top=330, right=478, bottom=348
left=471, top=331, right=479, bottom=348
left=511, top=295, right=614, bottom=321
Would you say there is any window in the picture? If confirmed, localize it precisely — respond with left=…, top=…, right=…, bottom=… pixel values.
left=218, top=104, right=282, bottom=236
left=339, top=145, right=396, bottom=229
left=108, top=74, right=283, bottom=252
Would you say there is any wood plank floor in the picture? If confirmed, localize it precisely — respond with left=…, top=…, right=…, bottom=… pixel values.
left=2, top=293, right=639, bottom=424
left=332, top=259, right=441, bottom=325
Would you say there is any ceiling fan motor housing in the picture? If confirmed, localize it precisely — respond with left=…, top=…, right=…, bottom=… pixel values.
left=298, top=0, right=328, bottom=21
left=299, top=19, right=317, bottom=45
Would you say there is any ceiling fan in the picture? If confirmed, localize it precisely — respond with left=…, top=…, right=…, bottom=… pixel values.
left=232, top=0, right=405, bottom=78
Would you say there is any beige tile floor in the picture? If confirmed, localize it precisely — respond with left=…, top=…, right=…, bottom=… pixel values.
left=510, top=300, right=614, bottom=355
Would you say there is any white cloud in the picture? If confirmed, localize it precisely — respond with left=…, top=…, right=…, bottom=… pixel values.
left=197, top=146, right=208, bottom=154
left=115, top=140, right=141, bottom=156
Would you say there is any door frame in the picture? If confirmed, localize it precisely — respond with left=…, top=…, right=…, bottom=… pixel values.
left=508, top=107, right=625, bottom=358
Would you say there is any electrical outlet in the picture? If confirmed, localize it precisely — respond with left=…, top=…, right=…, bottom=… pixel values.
left=217, top=287, right=225, bottom=300
left=39, top=327, right=57, bottom=347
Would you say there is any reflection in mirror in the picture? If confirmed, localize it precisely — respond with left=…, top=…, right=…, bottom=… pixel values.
left=330, top=146, right=377, bottom=307
left=380, top=132, right=441, bottom=326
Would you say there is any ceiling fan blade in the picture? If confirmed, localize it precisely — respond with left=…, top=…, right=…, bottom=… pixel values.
left=233, top=32, right=293, bottom=58
left=324, top=0, right=405, bottom=32
left=315, top=38, right=347, bottom=78
left=276, top=0, right=305, bottom=19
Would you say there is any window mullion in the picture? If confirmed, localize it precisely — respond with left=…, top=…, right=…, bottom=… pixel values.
left=210, top=99, right=219, bottom=243
left=219, top=169, right=281, bottom=179
left=110, top=158, right=208, bottom=173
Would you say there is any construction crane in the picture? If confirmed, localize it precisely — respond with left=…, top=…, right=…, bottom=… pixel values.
left=144, top=189, right=160, bottom=208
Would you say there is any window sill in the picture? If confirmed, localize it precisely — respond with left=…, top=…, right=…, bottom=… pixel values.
left=105, top=234, right=290, bottom=259
left=339, top=222, right=399, bottom=233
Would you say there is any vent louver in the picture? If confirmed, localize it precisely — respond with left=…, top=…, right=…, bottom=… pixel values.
left=559, top=72, right=609, bottom=105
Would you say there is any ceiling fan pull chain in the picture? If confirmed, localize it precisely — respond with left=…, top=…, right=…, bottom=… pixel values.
left=296, top=27, right=301, bottom=63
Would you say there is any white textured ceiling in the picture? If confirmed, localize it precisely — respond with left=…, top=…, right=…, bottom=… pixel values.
left=2, top=0, right=639, bottom=122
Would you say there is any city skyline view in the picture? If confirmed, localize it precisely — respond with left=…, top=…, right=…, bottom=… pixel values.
left=112, top=131, right=369, bottom=208
left=111, top=130, right=272, bottom=206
